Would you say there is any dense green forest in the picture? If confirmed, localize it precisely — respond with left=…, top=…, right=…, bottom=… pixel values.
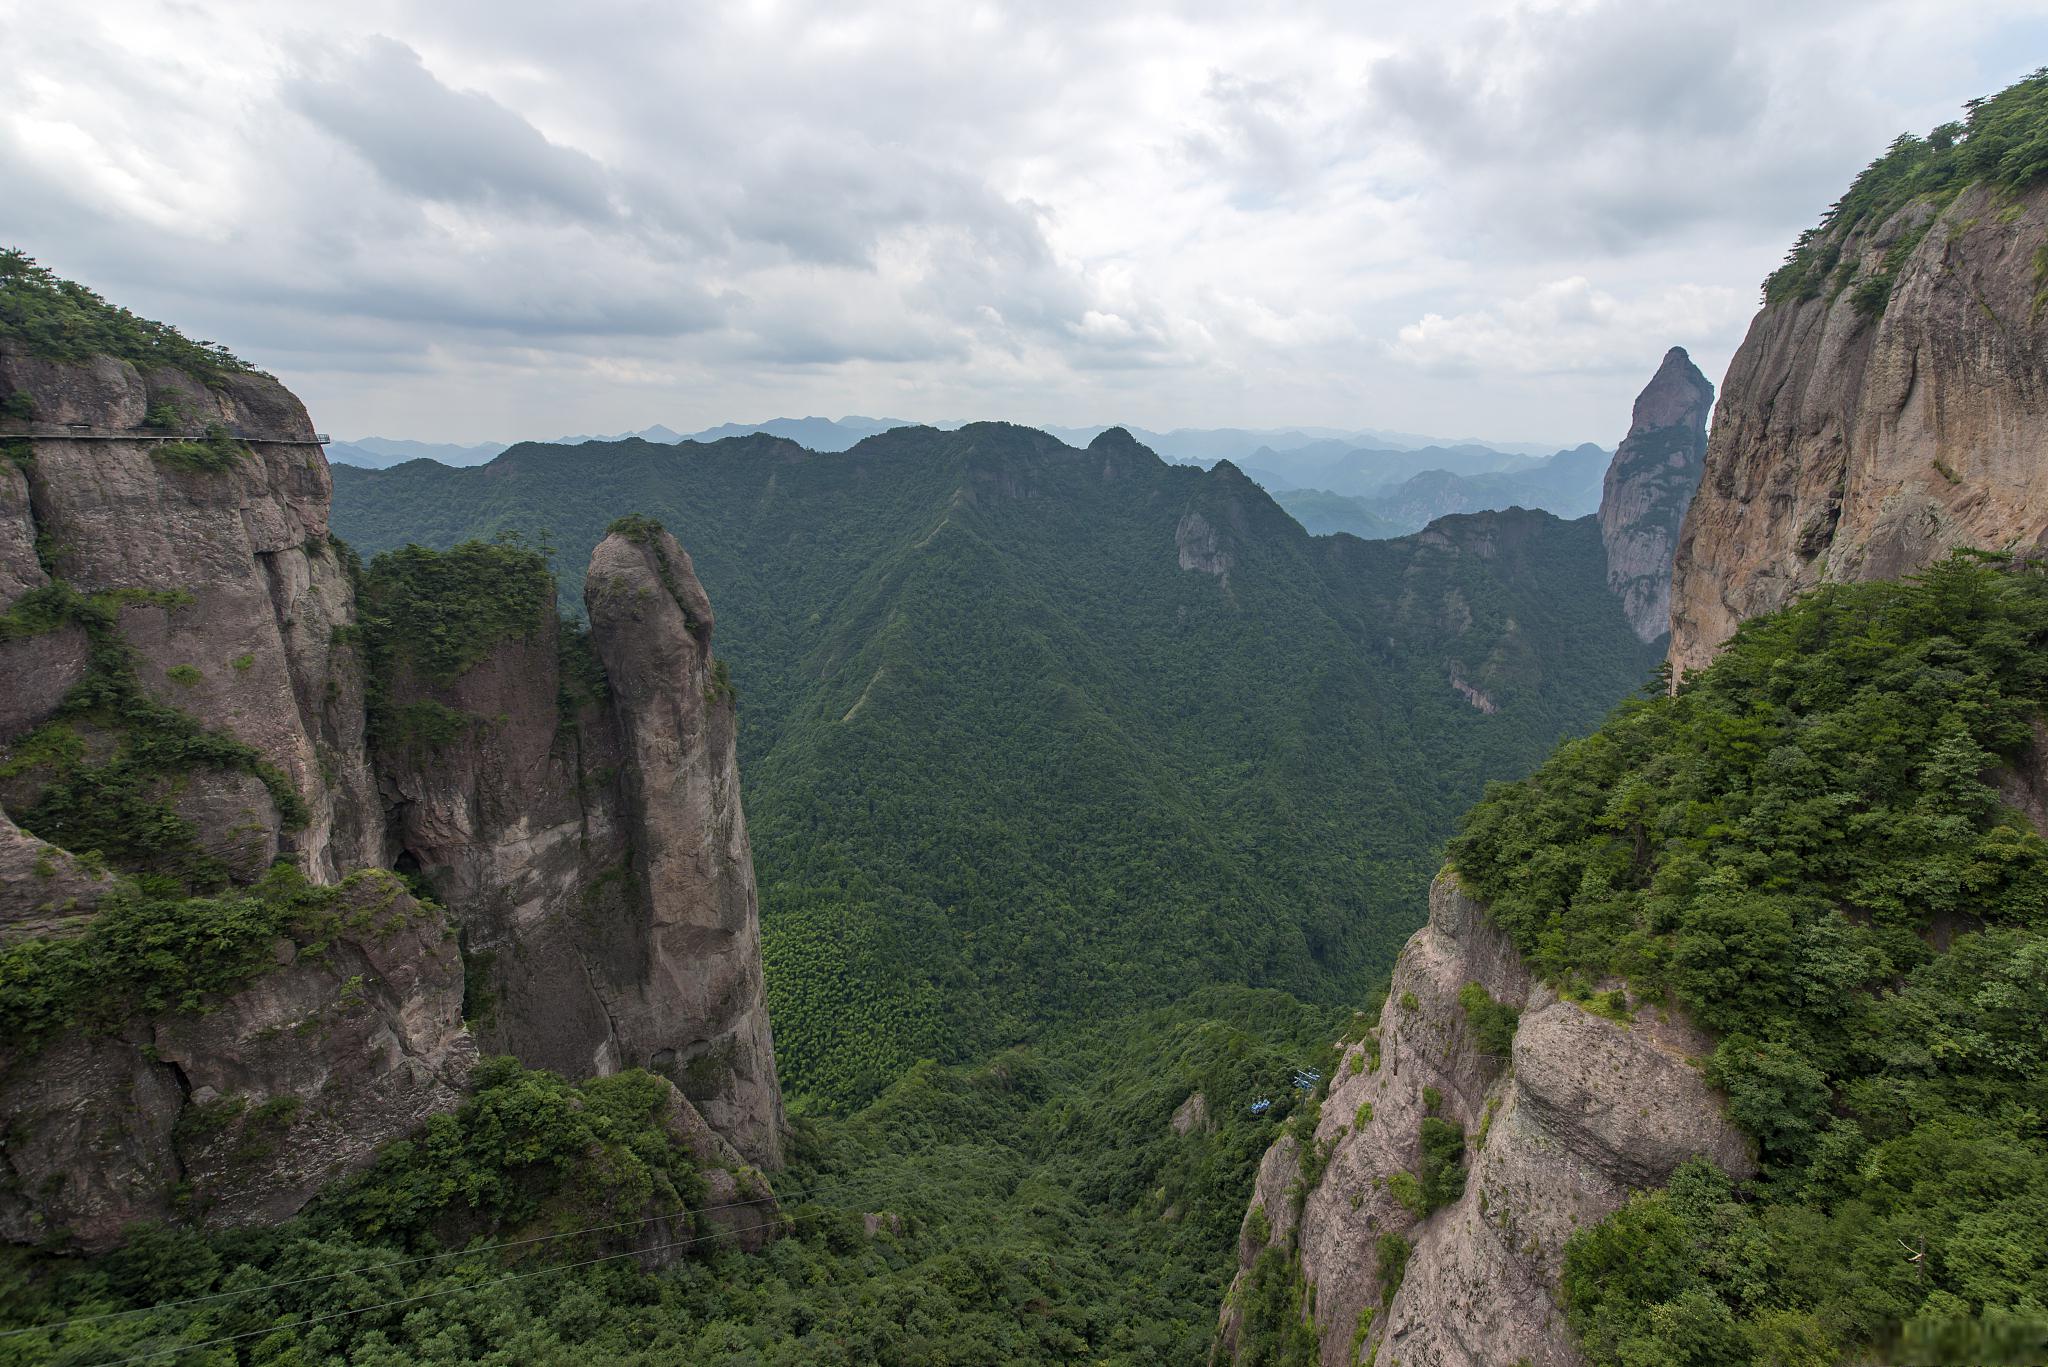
left=1452, top=555, right=2048, bottom=1365
left=0, top=250, right=257, bottom=387
left=1764, top=67, right=2048, bottom=310
left=0, top=987, right=1345, bottom=1364
left=333, top=425, right=1658, bottom=1107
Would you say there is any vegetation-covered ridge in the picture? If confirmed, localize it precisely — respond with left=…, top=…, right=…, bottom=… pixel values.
left=355, top=536, right=556, bottom=687
left=1451, top=554, right=2048, bottom=1364
left=1763, top=68, right=2048, bottom=309
left=1, top=581, right=309, bottom=893
left=348, top=534, right=571, bottom=753
left=0, top=249, right=259, bottom=386
left=0, top=865, right=424, bottom=1056
left=0, top=988, right=1342, bottom=1364
left=332, top=423, right=1661, bottom=1109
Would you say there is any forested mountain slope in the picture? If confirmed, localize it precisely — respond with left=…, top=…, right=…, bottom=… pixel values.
left=333, top=425, right=1662, bottom=1105
left=1220, top=71, right=2048, bottom=1367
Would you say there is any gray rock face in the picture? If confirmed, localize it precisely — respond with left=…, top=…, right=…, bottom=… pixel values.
left=1, top=345, right=382, bottom=878
left=377, top=528, right=784, bottom=1168
left=0, top=456, right=46, bottom=608
left=0, top=343, right=787, bottom=1250
left=1598, top=348, right=1714, bottom=642
left=1177, top=511, right=1233, bottom=577
left=586, top=528, right=785, bottom=1168
left=1218, top=872, right=1752, bottom=1366
left=0, top=807, right=110, bottom=940
left=376, top=608, right=635, bottom=1079
left=0, top=874, right=475, bottom=1252
left=1669, top=179, right=2048, bottom=678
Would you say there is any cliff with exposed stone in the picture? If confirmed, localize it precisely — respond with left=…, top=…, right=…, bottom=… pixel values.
left=1599, top=347, right=1714, bottom=642
left=378, top=525, right=783, bottom=1166
left=0, top=336, right=783, bottom=1249
left=1215, top=873, right=1753, bottom=1366
left=1668, top=177, right=2048, bottom=677
left=0, top=346, right=381, bottom=879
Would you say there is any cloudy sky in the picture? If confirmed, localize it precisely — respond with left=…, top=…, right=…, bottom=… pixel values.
left=2, top=1, right=2040, bottom=446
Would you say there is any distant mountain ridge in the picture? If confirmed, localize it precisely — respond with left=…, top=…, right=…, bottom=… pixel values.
left=328, top=416, right=1584, bottom=471
left=331, top=421, right=1662, bottom=1106
left=1267, top=441, right=1611, bottom=538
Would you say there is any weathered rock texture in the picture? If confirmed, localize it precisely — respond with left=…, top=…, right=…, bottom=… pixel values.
left=0, top=874, right=475, bottom=1253
left=0, top=342, right=785, bottom=1247
left=376, top=606, right=634, bottom=1079
left=378, top=529, right=785, bottom=1167
left=0, top=344, right=382, bottom=876
left=1599, top=347, right=1715, bottom=642
left=0, top=807, right=109, bottom=940
left=1217, top=873, right=1753, bottom=1367
left=1669, top=179, right=2048, bottom=677
left=586, top=528, right=785, bottom=1166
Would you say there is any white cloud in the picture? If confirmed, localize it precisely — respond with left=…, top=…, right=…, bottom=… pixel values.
left=1391, top=278, right=1753, bottom=375
left=0, top=0, right=2036, bottom=442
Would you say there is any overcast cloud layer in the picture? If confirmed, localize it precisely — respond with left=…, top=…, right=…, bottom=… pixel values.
left=1, top=0, right=2040, bottom=444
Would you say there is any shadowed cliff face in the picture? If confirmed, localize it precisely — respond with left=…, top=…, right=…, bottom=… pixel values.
left=1669, top=178, right=2048, bottom=677
left=0, top=344, right=785, bottom=1247
left=377, top=527, right=786, bottom=1167
left=1598, top=347, right=1714, bottom=643
left=1215, top=875, right=1752, bottom=1367
left=0, top=870, right=476, bottom=1253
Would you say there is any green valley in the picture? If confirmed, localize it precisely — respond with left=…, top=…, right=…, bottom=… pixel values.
left=331, top=424, right=1661, bottom=1108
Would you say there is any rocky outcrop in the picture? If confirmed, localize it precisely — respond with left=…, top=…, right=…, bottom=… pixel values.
left=0, top=873, right=475, bottom=1252
left=0, top=344, right=382, bottom=877
left=1598, top=347, right=1714, bottom=642
left=378, top=526, right=785, bottom=1168
left=586, top=526, right=785, bottom=1167
left=375, top=604, right=636, bottom=1080
left=0, top=328, right=786, bottom=1251
left=1217, top=873, right=1752, bottom=1366
left=0, top=807, right=109, bottom=939
left=1669, top=179, right=2048, bottom=677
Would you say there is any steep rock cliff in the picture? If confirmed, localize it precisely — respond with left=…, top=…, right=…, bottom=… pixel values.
left=1669, top=177, right=2048, bottom=676
left=0, top=344, right=382, bottom=877
left=0, top=301, right=784, bottom=1249
left=585, top=525, right=785, bottom=1165
left=1598, top=348, right=1714, bottom=642
left=1217, top=874, right=1751, bottom=1366
left=0, top=872, right=475, bottom=1253
left=375, top=526, right=785, bottom=1166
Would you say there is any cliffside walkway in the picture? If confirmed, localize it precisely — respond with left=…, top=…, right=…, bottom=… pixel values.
left=7, top=424, right=330, bottom=444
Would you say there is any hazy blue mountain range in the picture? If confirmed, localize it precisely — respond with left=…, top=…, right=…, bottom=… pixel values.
left=328, top=417, right=1581, bottom=472
left=1269, top=441, right=1612, bottom=538
left=326, top=436, right=512, bottom=468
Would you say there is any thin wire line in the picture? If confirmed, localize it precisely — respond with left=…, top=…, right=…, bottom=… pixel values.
left=4, top=1176, right=859, bottom=1342
left=94, top=1210, right=817, bottom=1367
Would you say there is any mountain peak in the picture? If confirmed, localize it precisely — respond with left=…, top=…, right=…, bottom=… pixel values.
left=1629, top=346, right=1715, bottom=437
left=1598, top=348, right=1715, bottom=642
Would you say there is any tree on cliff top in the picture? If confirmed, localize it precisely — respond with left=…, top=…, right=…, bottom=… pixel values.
left=0, top=249, right=258, bottom=382
left=1764, top=68, right=2048, bottom=305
